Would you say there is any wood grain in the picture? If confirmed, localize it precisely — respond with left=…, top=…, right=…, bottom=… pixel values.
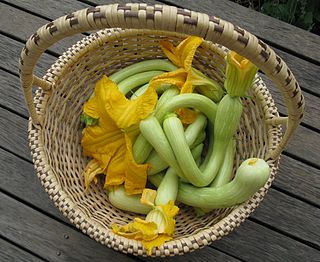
left=0, top=2, right=84, bottom=55
left=212, top=220, right=320, bottom=262
left=271, top=49, right=320, bottom=96
left=251, top=188, right=320, bottom=248
left=261, top=75, right=320, bottom=130
left=0, top=238, right=44, bottom=262
left=284, top=125, right=320, bottom=166
left=0, top=148, right=68, bottom=223
left=0, top=107, right=30, bottom=160
left=274, top=155, right=320, bottom=206
left=0, top=192, right=138, bottom=262
left=0, top=34, right=56, bottom=77
left=0, top=69, right=29, bottom=117
left=4, top=0, right=90, bottom=19
left=161, top=0, right=320, bottom=63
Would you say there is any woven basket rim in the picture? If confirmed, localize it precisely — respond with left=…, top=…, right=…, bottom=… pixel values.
left=28, top=28, right=282, bottom=257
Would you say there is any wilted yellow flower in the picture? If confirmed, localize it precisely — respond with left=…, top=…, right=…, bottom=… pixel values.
left=155, top=36, right=223, bottom=124
left=112, top=199, right=179, bottom=255
left=224, top=51, right=258, bottom=97
left=160, top=36, right=203, bottom=71
left=81, top=76, right=157, bottom=194
left=140, top=188, right=157, bottom=207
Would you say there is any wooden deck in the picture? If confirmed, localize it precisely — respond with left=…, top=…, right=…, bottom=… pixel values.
left=1, top=0, right=319, bottom=261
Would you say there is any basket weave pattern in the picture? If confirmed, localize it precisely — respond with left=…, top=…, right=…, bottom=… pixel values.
left=20, top=3, right=303, bottom=257
left=27, top=29, right=280, bottom=256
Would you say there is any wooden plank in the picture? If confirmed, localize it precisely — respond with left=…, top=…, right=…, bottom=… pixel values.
left=0, top=148, right=68, bottom=223
left=212, top=220, right=320, bottom=262
left=5, top=142, right=314, bottom=261
left=0, top=69, right=29, bottom=117
left=4, top=0, right=158, bottom=20
left=251, top=188, right=320, bottom=248
left=0, top=34, right=56, bottom=77
left=0, top=2, right=84, bottom=56
left=0, top=192, right=139, bottom=262
left=271, top=49, right=320, bottom=96
left=261, top=75, right=320, bottom=130
left=4, top=0, right=90, bottom=18
left=275, top=155, right=320, bottom=206
left=2, top=189, right=319, bottom=262
left=284, top=125, right=320, bottom=166
left=0, top=107, right=30, bottom=160
left=0, top=238, right=44, bottom=262
left=162, top=0, right=320, bottom=63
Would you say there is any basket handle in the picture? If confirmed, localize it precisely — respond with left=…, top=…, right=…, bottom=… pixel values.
left=19, top=3, right=304, bottom=159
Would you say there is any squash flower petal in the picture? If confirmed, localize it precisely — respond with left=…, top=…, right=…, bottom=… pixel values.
left=140, top=189, right=157, bottom=207
left=123, top=134, right=150, bottom=195
left=159, top=37, right=224, bottom=124
left=160, top=36, right=203, bottom=71
left=112, top=201, right=179, bottom=255
left=81, top=75, right=155, bottom=194
left=224, top=51, right=258, bottom=97
left=83, top=159, right=105, bottom=190
left=148, top=68, right=188, bottom=91
left=176, top=108, right=197, bottom=125
left=103, top=76, right=158, bottom=129
left=142, top=235, right=173, bottom=255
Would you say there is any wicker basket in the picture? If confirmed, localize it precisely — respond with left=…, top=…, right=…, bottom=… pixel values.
left=19, top=3, right=304, bottom=257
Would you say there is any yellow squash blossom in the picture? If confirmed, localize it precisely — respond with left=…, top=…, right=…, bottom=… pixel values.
left=154, top=36, right=223, bottom=124
left=224, top=51, right=258, bottom=97
left=81, top=75, right=157, bottom=194
left=112, top=189, right=179, bottom=255
left=160, top=36, right=203, bottom=71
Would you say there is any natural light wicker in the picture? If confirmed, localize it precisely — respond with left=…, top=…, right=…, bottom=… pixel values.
left=19, top=3, right=304, bottom=257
